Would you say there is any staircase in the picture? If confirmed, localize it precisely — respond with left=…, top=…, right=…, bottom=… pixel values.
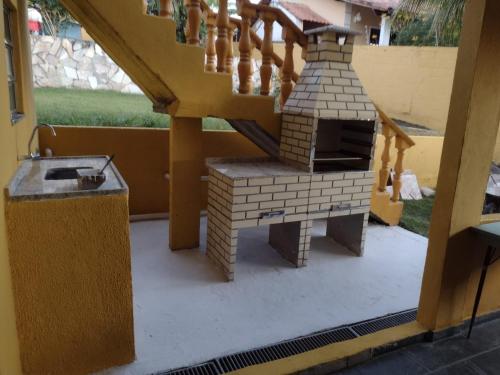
left=60, top=0, right=415, bottom=226
left=59, top=0, right=307, bottom=153
left=371, top=106, right=416, bottom=226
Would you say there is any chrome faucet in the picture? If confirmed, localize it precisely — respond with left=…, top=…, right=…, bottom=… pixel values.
left=28, top=124, right=57, bottom=160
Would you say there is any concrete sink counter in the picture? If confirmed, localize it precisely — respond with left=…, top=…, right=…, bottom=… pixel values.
left=4, top=156, right=135, bottom=374
left=7, top=156, right=127, bottom=201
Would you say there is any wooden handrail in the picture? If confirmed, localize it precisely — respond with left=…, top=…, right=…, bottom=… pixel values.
left=185, top=0, right=202, bottom=45
left=198, top=0, right=301, bottom=93
left=248, top=28, right=299, bottom=83
left=216, top=0, right=230, bottom=73
left=375, top=104, right=415, bottom=148
left=259, top=10, right=276, bottom=96
left=238, top=5, right=255, bottom=94
left=237, top=1, right=307, bottom=48
left=228, top=16, right=299, bottom=83
left=374, top=105, right=416, bottom=202
left=280, top=26, right=295, bottom=108
left=159, top=0, right=173, bottom=18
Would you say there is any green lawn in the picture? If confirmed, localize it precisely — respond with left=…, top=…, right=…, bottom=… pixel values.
left=399, top=197, right=435, bottom=237
left=34, top=88, right=232, bottom=130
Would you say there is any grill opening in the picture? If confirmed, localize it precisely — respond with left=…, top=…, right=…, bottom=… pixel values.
left=313, top=119, right=376, bottom=172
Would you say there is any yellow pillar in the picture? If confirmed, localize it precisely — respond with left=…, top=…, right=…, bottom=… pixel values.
left=418, top=0, right=500, bottom=331
left=169, top=117, right=203, bottom=250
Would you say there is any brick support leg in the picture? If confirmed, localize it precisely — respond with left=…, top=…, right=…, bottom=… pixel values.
left=206, top=204, right=237, bottom=281
left=326, top=213, right=368, bottom=256
left=269, top=220, right=312, bottom=266
left=169, top=117, right=202, bottom=250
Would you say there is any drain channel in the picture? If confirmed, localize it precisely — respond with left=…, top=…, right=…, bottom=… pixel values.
left=351, top=309, right=418, bottom=336
left=216, top=327, right=356, bottom=373
left=156, top=308, right=417, bottom=375
left=154, top=361, right=221, bottom=375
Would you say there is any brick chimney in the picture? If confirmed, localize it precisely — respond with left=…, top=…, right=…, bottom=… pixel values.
left=280, top=25, right=378, bottom=172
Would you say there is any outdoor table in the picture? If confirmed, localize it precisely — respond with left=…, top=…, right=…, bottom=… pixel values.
left=468, top=222, right=500, bottom=338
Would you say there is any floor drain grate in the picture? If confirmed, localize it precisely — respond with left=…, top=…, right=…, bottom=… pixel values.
left=155, top=360, right=221, bottom=375
left=216, top=327, right=357, bottom=373
left=351, top=309, right=418, bottom=336
left=153, top=308, right=418, bottom=374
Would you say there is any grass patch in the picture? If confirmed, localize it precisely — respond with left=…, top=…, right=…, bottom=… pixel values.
left=34, top=88, right=233, bottom=130
left=399, top=197, right=435, bottom=237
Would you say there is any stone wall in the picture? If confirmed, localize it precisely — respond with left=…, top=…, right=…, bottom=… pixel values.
left=31, top=35, right=142, bottom=94
left=31, top=35, right=277, bottom=96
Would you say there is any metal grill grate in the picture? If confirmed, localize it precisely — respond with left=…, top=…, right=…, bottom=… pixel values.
left=156, top=361, right=221, bottom=375
left=216, top=327, right=356, bottom=373
left=351, top=309, right=418, bottom=336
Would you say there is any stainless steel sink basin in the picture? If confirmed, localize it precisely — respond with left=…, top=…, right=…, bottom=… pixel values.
left=44, top=167, right=93, bottom=180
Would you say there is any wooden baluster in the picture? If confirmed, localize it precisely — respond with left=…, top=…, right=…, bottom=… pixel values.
left=260, top=11, right=276, bottom=96
left=184, top=22, right=191, bottom=42
left=159, top=0, right=173, bottom=18
left=391, top=137, right=410, bottom=202
left=280, top=27, right=296, bottom=108
left=185, top=0, right=202, bottom=45
left=238, top=7, right=256, bottom=93
left=205, top=13, right=217, bottom=72
left=216, top=0, right=230, bottom=72
left=225, top=22, right=236, bottom=74
left=248, top=42, right=255, bottom=94
left=378, top=122, right=395, bottom=193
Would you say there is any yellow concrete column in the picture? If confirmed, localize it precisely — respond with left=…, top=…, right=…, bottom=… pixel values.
left=418, top=0, right=500, bottom=331
left=169, top=117, right=203, bottom=250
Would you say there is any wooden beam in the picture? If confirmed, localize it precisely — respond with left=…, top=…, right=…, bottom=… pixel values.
left=418, top=0, right=500, bottom=330
left=169, top=117, right=203, bottom=250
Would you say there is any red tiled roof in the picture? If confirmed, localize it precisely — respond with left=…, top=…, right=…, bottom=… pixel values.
left=344, top=0, right=400, bottom=11
left=280, top=2, right=330, bottom=25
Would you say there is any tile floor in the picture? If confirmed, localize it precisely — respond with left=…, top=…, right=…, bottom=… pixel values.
left=337, top=318, right=500, bottom=374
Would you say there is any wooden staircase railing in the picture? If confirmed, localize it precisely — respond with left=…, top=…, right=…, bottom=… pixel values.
left=371, top=105, right=416, bottom=226
left=159, top=0, right=306, bottom=109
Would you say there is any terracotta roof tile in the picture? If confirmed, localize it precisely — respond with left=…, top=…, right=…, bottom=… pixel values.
left=344, top=0, right=400, bottom=11
left=280, top=2, right=330, bottom=25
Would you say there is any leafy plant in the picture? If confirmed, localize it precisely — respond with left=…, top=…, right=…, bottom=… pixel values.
left=393, top=0, right=464, bottom=46
left=28, top=0, right=74, bottom=37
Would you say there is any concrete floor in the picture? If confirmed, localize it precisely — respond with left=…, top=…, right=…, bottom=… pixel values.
left=97, top=218, right=428, bottom=375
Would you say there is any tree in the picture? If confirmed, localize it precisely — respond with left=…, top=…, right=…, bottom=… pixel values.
left=392, top=0, right=465, bottom=46
left=28, top=0, right=74, bottom=37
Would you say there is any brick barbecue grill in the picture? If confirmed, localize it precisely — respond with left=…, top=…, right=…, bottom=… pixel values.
left=206, top=26, right=378, bottom=281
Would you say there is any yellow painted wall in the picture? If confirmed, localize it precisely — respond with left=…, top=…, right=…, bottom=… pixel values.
left=39, top=126, right=267, bottom=215
left=352, top=46, right=458, bottom=133
left=256, top=45, right=457, bottom=134
left=40, top=127, right=444, bottom=216
left=5, top=194, right=134, bottom=374
left=0, top=0, right=36, bottom=373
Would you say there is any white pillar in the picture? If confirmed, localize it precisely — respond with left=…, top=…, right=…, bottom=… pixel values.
left=379, top=14, right=392, bottom=46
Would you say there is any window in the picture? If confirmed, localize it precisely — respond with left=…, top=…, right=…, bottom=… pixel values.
left=369, top=27, right=381, bottom=45
left=4, top=4, right=22, bottom=122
